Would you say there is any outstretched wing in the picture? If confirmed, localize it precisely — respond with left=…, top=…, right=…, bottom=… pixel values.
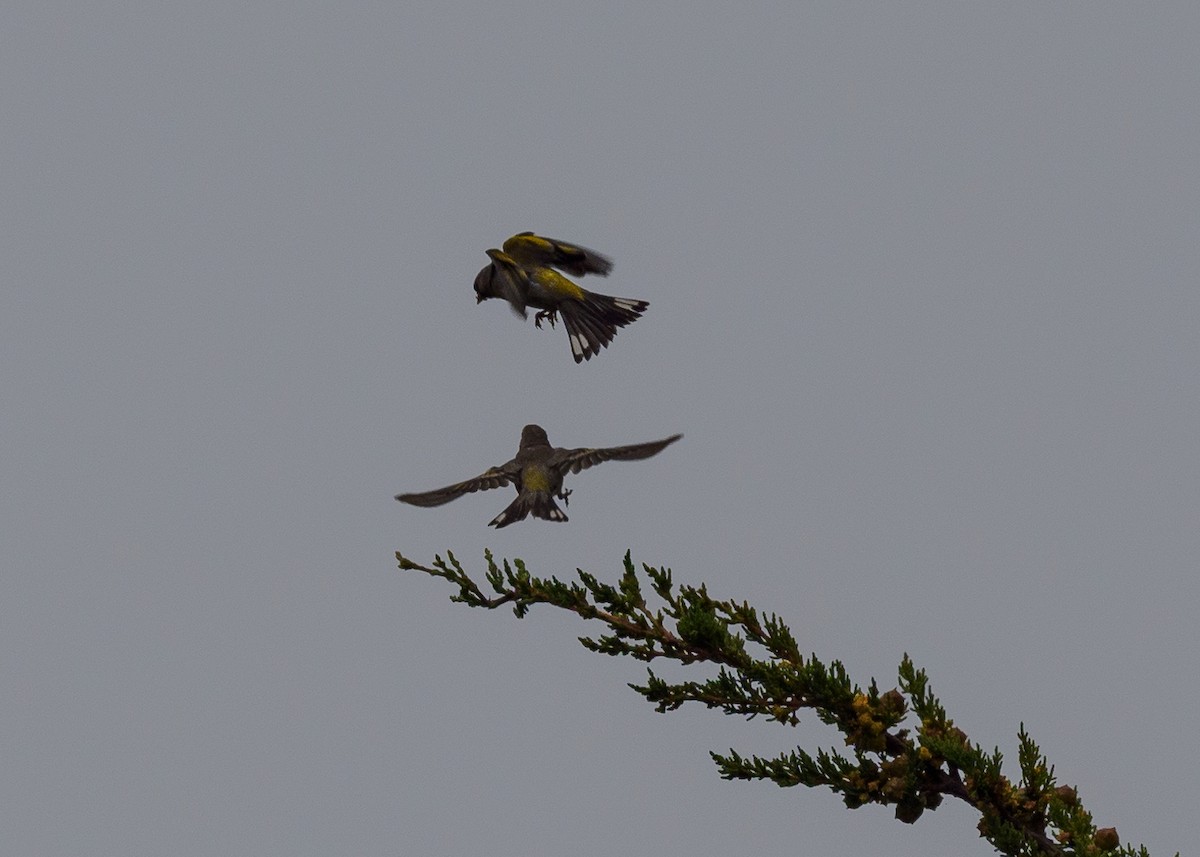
left=502, top=232, right=613, bottom=278
left=552, top=434, right=682, bottom=475
left=395, top=466, right=515, bottom=507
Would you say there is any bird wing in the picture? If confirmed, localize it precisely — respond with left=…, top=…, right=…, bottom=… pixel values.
left=481, top=250, right=533, bottom=318
left=395, top=465, right=516, bottom=507
left=551, top=434, right=682, bottom=474
left=502, top=232, right=613, bottom=278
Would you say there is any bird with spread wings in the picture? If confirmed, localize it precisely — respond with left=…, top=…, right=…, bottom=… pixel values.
left=396, top=424, right=682, bottom=527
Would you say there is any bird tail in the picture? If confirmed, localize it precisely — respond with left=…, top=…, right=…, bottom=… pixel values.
left=559, top=292, right=649, bottom=363
left=489, top=492, right=568, bottom=528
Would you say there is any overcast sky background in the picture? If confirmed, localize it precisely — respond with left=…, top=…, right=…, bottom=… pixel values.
left=4, top=4, right=1197, bottom=855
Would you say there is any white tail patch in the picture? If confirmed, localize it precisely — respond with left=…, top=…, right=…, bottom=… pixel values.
left=570, top=333, right=588, bottom=359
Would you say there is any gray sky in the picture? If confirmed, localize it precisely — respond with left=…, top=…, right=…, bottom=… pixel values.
left=4, top=4, right=1197, bottom=855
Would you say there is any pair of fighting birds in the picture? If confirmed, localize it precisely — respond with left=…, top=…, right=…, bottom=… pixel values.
left=395, top=232, right=682, bottom=528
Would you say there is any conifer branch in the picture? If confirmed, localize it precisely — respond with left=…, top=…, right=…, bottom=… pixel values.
left=397, top=550, right=1164, bottom=857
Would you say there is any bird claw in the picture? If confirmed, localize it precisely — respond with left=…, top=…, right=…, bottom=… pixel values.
left=557, top=488, right=572, bottom=507
left=534, top=310, right=558, bottom=330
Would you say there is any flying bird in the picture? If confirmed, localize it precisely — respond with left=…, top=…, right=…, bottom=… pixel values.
left=473, top=232, right=649, bottom=363
left=395, top=424, right=682, bottom=527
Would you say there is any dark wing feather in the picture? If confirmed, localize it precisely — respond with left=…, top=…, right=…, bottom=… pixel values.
left=502, top=232, right=613, bottom=278
left=396, top=466, right=515, bottom=507
left=552, top=434, right=682, bottom=475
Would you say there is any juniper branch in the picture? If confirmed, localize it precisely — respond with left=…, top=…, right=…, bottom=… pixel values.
left=397, top=550, right=1165, bottom=857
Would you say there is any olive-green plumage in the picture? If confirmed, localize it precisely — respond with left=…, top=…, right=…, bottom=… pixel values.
left=395, top=424, right=682, bottom=528
left=501, top=232, right=614, bottom=278
left=473, top=232, right=649, bottom=363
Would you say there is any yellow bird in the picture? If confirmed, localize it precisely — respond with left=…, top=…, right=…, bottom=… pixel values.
left=473, top=232, right=649, bottom=363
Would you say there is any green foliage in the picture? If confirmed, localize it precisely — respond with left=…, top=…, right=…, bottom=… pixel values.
left=397, top=550, right=1169, bottom=857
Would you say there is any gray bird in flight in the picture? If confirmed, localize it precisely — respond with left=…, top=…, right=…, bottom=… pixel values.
left=395, top=424, right=682, bottom=527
